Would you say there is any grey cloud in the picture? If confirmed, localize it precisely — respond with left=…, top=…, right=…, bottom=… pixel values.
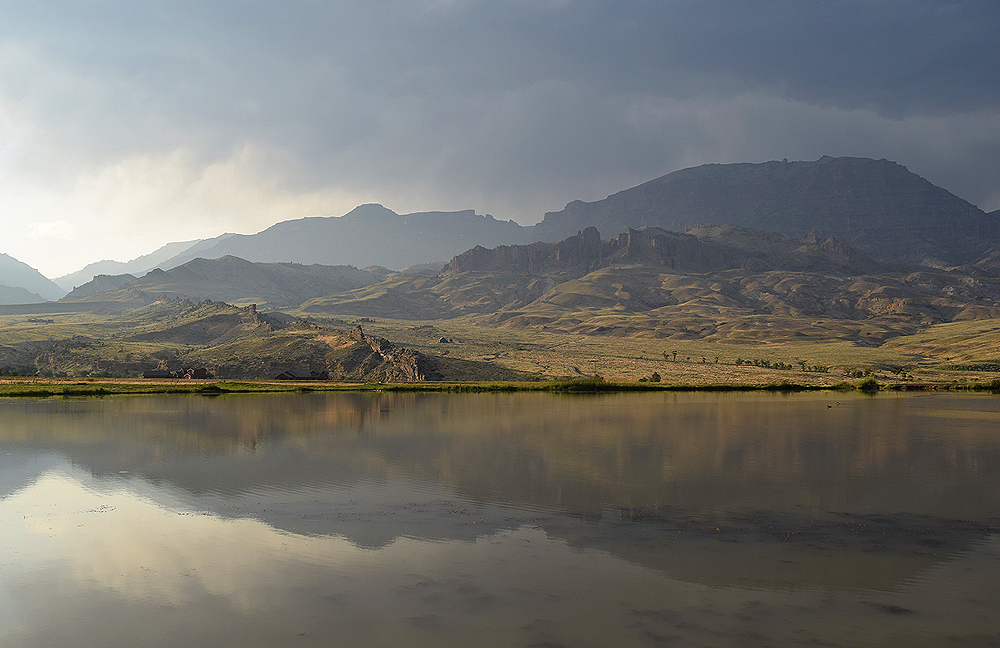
left=12, top=1, right=996, bottom=118
left=0, top=0, right=998, bottom=226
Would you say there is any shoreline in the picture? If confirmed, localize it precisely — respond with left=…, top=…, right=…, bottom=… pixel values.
left=0, top=377, right=998, bottom=398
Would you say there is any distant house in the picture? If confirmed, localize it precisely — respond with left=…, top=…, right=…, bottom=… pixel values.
left=142, top=370, right=174, bottom=379
left=274, top=369, right=329, bottom=381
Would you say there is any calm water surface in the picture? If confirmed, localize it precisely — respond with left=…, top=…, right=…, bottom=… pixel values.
left=1, top=391, right=998, bottom=647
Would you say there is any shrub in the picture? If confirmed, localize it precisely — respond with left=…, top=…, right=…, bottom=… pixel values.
left=856, top=377, right=880, bottom=393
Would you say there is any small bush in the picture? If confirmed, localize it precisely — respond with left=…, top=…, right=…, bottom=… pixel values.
left=856, top=377, right=880, bottom=393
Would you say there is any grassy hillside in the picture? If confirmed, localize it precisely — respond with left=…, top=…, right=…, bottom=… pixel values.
left=301, top=261, right=1000, bottom=347
left=882, top=320, right=1000, bottom=362
left=0, top=298, right=531, bottom=381
left=290, top=314, right=1000, bottom=386
left=2, top=296, right=999, bottom=385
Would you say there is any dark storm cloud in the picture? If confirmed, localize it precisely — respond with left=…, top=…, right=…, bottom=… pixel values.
left=1, top=0, right=997, bottom=227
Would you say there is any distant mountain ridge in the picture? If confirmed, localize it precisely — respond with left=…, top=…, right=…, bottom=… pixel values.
left=54, top=235, right=238, bottom=291
left=0, top=253, right=65, bottom=302
left=41, top=156, right=1000, bottom=289
left=153, top=204, right=532, bottom=271
left=531, top=156, right=1000, bottom=266
left=62, top=256, right=394, bottom=308
left=62, top=274, right=136, bottom=300
left=0, top=285, right=45, bottom=305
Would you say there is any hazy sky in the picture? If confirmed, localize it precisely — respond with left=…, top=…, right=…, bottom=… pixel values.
left=1, top=0, right=998, bottom=277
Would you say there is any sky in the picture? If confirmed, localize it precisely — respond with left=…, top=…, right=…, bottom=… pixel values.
left=1, top=0, right=998, bottom=278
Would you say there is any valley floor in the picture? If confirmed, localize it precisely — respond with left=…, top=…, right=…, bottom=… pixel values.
left=307, top=315, right=1000, bottom=387
left=2, top=299, right=999, bottom=388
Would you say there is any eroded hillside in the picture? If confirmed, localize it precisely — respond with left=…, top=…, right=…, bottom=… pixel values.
left=301, top=226, right=1000, bottom=345
left=0, top=299, right=531, bottom=381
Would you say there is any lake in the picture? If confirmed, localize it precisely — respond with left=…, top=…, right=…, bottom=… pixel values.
left=1, top=391, right=998, bottom=647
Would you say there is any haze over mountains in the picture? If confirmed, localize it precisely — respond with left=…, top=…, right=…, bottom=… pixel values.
left=0, top=254, right=65, bottom=303
left=54, top=205, right=529, bottom=292
left=54, top=236, right=238, bottom=292
left=4, top=156, right=1000, bottom=305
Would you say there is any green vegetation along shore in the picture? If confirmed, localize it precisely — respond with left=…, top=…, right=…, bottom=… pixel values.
left=1, top=375, right=998, bottom=399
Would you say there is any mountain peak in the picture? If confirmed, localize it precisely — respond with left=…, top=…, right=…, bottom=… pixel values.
left=532, top=156, right=996, bottom=266
left=342, top=203, right=397, bottom=218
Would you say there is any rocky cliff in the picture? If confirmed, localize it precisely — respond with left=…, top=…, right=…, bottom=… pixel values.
left=443, top=227, right=603, bottom=274
left=443, top=224, right=880, bottom=277
left=349, top=325, right=435, bottom=381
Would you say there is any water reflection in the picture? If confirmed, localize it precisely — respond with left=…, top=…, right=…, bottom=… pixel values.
left=2, top=392, right=999, bottom=647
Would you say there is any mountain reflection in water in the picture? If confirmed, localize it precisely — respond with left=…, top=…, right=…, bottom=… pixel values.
left=1, top=392, right=999, bottom=647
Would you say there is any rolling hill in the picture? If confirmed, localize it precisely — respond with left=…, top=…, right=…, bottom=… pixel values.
left=1, top=298, right=531, bottom=381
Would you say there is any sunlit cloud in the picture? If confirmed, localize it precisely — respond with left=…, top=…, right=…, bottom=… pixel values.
left=24, top=219, right=79, bottom=240
left=74, top=145, right=382, bottom=236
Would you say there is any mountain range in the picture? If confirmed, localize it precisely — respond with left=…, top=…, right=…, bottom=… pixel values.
left=4, top=156, right=1000, bottom=304
left=54, top=236, right=238, bottom=292
left=530, top=156, right=1000, bottom=267
left=54, top=205, right=529, bottom=291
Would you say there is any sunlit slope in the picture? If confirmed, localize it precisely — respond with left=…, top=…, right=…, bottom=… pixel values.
left=882, top=320, right=1000, bottom=362
left=301, top=258, right=1000, bottom=345
left=0, top=298, right=530, bottom=381
left=300, top=270, right=560, bottom=320
left=63, top=256, right=393, bottom=308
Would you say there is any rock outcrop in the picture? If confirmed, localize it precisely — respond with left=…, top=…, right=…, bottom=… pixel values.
left=443, top=224, right=881, bottom=277
left=350, top=325, right=433, bottom=381
left=444, top=227, right=603, bottom=274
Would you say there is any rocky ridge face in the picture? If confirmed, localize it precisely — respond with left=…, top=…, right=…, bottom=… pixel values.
left=443, top=227, right=603, bottom=274
left=349, top=325, right=434, bottom=381
left=443, top=225, right=880, bottom=277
